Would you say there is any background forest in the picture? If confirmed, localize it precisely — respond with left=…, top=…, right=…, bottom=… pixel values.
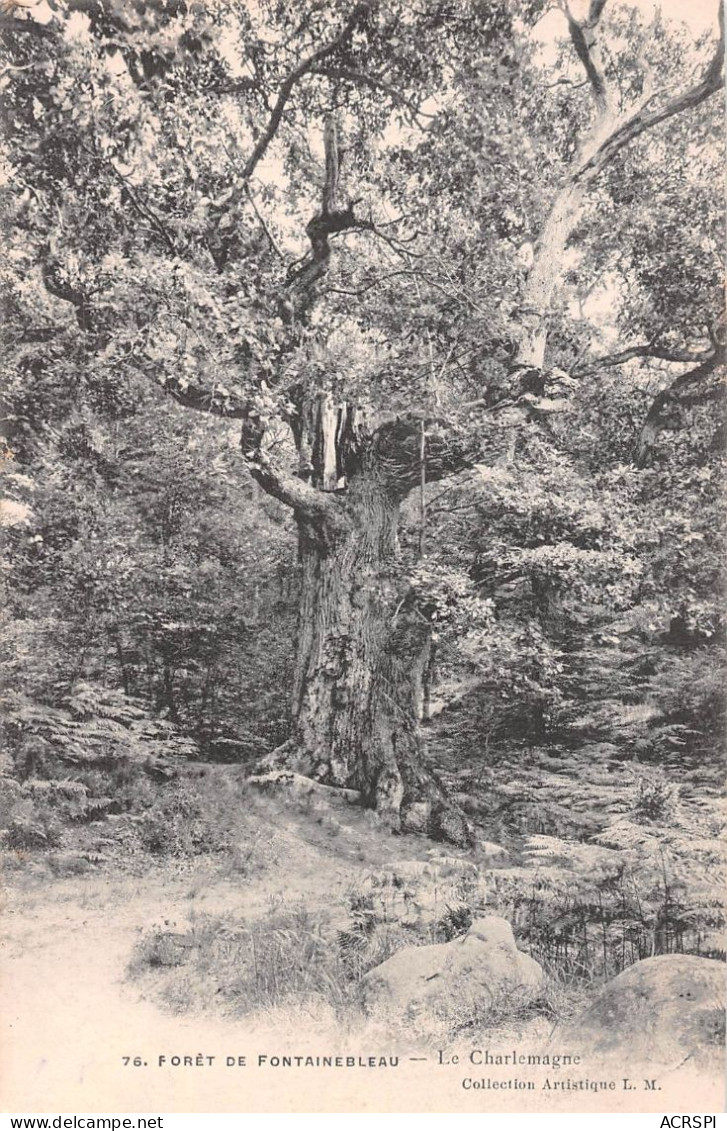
left=0, top=0, right=725, bottom=1025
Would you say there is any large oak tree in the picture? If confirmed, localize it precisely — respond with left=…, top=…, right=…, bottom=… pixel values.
left=1, top=0, right=723, bottom=843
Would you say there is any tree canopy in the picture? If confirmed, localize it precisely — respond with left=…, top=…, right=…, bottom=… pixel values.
left=1, top=0, right=724, bottom=846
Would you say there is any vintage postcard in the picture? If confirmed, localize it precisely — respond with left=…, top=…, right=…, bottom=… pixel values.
left=1, top=0, right=724, bottom=1115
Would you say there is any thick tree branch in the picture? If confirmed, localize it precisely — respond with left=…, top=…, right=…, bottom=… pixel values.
left=41, top=259, right=95, bottom=334
left=575, top=342, right=720, bottom=376
left=562, top=0, right=612, bottom=116
left=248, top=456, right=346, bottom=523
left=240, top=4, right=371, bottom=183
left=575, top=2, right=725, bottom=181
left=586, top=0, right=608, bottom=19
left=636, top=344, right=726, bottom=465
left=284, top=116, right=374, bottom=314
left=160, top=376, right=345, bottom=523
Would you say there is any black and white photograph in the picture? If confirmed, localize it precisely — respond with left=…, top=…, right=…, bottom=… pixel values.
left=0, top=0, right=724, bottom=1115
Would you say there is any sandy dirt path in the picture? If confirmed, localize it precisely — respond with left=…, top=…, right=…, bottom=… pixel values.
left=0, top=834, right=377, bottom=1114
left=1, top=868, right=256, bottom=1111
left=2, top=846, right=722, bottom=1114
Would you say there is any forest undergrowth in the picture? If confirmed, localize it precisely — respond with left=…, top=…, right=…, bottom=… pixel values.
left=3, top=716, right=723, bottom=1042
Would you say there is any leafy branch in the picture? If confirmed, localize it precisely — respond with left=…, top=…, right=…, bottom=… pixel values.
left=239, top=4, right=372, bottom=184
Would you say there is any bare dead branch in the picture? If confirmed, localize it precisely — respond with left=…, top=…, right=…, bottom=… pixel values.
left=322, top=115, right=340, bottom=214
left=247, top=455, right=346, bottom=523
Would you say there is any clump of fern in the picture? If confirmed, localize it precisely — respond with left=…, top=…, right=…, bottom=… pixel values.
left=489, top=780, right=725, bottom=981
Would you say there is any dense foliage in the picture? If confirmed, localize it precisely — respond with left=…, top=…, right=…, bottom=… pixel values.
left=0, top=0, right=724, bottom=969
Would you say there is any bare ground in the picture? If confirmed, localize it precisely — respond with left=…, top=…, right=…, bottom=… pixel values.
left=2, top=779, right=722, bottom=1113
left=1, top=784, right=473, bottom=1111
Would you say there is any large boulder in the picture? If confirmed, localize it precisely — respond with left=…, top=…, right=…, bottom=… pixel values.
left=361, top=915, right=544, bottom=1023
left=554, top=955, right=725, bottom=1069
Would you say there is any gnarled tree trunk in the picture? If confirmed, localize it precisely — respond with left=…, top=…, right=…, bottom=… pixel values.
left=256, top=399, right=472, bottom=845
left=292, top=473, right=466, bottom=838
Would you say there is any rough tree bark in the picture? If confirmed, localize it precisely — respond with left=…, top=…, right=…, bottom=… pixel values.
left=287, top=428, right=466, bottom=841
left=247, top=382, right=473, bottom=844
